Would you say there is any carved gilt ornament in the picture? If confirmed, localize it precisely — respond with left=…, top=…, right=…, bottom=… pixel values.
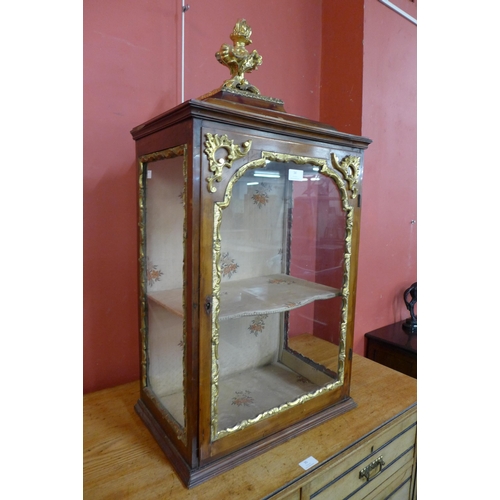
left=204, top=133, right=252, bottom=192
left=216, top=19, right=263, bottom=94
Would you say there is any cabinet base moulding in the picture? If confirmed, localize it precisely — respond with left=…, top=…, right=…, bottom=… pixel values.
left=135, top=396, right=357, bottom=488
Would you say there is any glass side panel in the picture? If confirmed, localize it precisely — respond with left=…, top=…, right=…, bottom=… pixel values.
left=215, top=160, right=346, bottom=435
left=144, top=153, right=186, bottom=429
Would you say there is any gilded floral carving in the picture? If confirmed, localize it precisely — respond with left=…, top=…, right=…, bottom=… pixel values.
left=204, top=133, right=252, bottom=193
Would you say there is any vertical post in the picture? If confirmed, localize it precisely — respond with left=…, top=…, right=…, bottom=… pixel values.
left=181, top=1, right=190, bottom=103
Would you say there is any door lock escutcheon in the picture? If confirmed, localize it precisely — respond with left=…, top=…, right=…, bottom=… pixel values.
left=205, top=296, right=213, bottom=315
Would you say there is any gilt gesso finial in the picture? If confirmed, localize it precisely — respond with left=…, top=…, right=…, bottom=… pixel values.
left=215, top=19, right=262, bottom=95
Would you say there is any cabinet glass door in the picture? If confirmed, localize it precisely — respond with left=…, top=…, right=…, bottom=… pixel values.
left=212, top=155, right=349, bottom=438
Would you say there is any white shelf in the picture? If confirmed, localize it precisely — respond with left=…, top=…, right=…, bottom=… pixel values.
left=147, top=274, right=340, bottom=320
left=147, top=288, right=183, bottom=317
left=219, top=274, right=340, bottom=320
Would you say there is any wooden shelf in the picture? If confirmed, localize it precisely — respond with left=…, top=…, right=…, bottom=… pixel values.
left=147, top=274, right=340, bottom=320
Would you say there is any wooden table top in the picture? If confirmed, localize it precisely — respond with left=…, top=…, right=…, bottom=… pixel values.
left=83, top=354, right=416, bottom=499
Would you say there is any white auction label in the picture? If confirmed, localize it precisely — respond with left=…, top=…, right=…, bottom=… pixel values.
left=299, top=456, right=318, bottom=470
left=288, top=169, right=304, bottom=181
left=147, top=170, right=152, bottom=179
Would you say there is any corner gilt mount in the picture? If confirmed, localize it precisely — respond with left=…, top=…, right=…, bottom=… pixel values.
left=331, top=154, right=362, bottom=199
left=205, top=133, right=252, bottom=193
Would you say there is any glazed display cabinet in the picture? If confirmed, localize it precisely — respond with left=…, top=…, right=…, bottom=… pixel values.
left=130, top=20, right=371, bottom=487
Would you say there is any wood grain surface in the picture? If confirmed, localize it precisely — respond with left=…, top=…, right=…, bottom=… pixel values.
left=84, top=354, right=416, bottom=499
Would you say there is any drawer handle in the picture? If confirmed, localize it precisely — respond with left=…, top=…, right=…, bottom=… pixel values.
left=359, top=456, right=385, bottom=482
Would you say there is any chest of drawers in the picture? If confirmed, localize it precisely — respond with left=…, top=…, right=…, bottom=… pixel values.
left=275, top=405, right=416, bottom=499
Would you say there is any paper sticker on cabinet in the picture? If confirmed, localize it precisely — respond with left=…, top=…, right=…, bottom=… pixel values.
left=299, top=456, right=318, bottom=470
left=288, top=169, right=303, bottom=181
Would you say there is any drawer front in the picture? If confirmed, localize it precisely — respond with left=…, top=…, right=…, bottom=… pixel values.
left=363, top=462, right=413, bottom=500
left=276, top=490, right=301, bottom=500
left=308, top=414, right=416, bottom=500
left=366, top=340, right=417, bottom=379
left=386, top=480, right=411, bottom=500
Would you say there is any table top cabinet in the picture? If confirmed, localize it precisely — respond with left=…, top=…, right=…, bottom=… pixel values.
left=130, top=19, right=371, bottom=486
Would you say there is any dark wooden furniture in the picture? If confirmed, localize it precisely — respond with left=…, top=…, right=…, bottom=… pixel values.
left=365, top=321, right=417, bottom=378
left=83, top=353, right=417, bottom=499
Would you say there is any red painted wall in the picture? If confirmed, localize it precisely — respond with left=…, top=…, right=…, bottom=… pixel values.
left=84, top=0, right=180, bottom=392
left=320, top=0, right=365, bottom=135
left=357, top=0, right=417, bottom=354
left=84, top=0, right=416, bottom=392
left=182, top=0, right=323, bottom=119
left=320, top=0, right=416, bottom=355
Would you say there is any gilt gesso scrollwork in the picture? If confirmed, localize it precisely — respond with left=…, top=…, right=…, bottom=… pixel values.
left=210, top=151, right=361, bottom=441
left=330, top=153, right=361, bottom=199
left=319, top=153, right=362, bottom=378
left=204, top=133, right=252, bottom=193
